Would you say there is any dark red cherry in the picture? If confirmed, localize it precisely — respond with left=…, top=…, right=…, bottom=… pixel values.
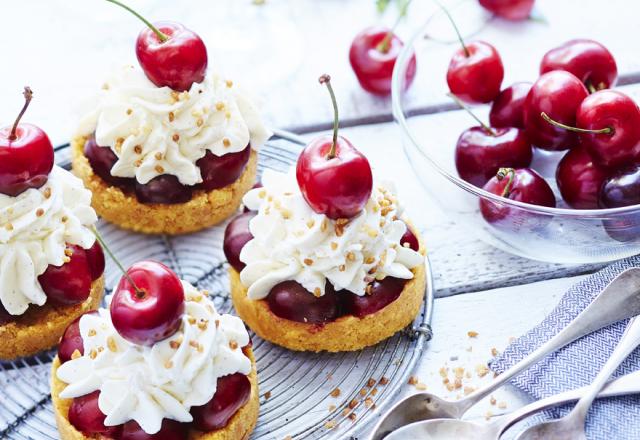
left=267, top=281, right=341, bottom=324
left=556, top=146, right=609, bottom=209
left=0, top=87, right=54, bottom=197
left=489, top=82, right=531, bottom=129
left=478, top=0, right=535, bottom=20
left=447, top=41, right=504, bottom=104
left=341, top=277, right=406, bottom=318
left=134, top=175, right=192, bottom=204
left=0, top=303, right=15, bottom=325
left=119, top=419, right=187, bottom=440
left=85, top=240, right=106, bottom=281
left=400, top=224, right=420, bottom=252
left=455, top=126, right=532, bottom=187
left=39, top=245, right=92, bottom=305
left=191, top=373, right=251, bottom=431
left=523, top=71, right=588, bottom=150
left=349, top=26, right=417, bottom=96
left=197, top=145, right=251, bottom=191
left=575, top=90, right=640, bottom=169
left=58, top=311, right=98, bottom=364
left=223, top=211, right=256, bottom=272
left=84, top=135, right=135, bottom=190
left=599, top=165, right=640, bottom=209
left=540, top=39, right=618, bottom=91
left=68, top=391, right=121, bottom=438
left=110, top=260, right=184, bottom=346
left=480, top=168, right=556, bottom=224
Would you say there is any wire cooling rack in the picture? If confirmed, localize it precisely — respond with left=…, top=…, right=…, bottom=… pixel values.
left=0, top=129, right=434, bottom=440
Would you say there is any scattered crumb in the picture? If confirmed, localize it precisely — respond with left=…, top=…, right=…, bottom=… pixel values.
left=415, top=382, right=428, bottom=391
left=348, top=413, right=357, bottom=422
left=330, top=388, right=341, bottom=398
left=324, top=420, right=337, bottom=429
left=498, top=401, right=508, bottom=409
left=490, top=396, right=497, bottom=406
left=359, top=388, right=367, bottom=396
left=263, top=391, right=272, bottom=400
left=454, top=367, right=465, bottom=379
left=408, top=376, right=418, bottom=385
left=454, top=378, right=462, bottom=390
left=342, top=408, right=350, bottom=416
left=364, top=397, right=375, bottom=408
left=491, top=347, right=499, bottom=357
left=463, top=386, right=475, bottom=395
left=367, top=378, right=377, bottom=387
left=348, top=399, right=358, bottom=409
left=485, top=411, right=493, bottom=421
left=329, top=404, right=336, bottom=412
left=371, top=388, right=379, bottom=396
left=476, top=364, right=490, bottom=378
left=439, top=367, right=448, bottom=378
left=468, top=331, right=479, bottom=338
left=379, top=377, right=389, bottom=385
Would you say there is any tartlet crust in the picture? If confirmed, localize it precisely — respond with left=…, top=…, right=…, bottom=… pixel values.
left=0, top=276, right=105, bottom=360
left=71, top=136, right=258, bottom=235
left=51, top=347, right=259, bottom=440
left=230, top=226, right=427, bottom=352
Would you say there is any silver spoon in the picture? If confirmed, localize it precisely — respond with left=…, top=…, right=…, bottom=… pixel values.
left=383, top=369, right=640, bottom=440
left=516, top=315, right=640, bottom=440
left=371, top=267, right=640, bottom=440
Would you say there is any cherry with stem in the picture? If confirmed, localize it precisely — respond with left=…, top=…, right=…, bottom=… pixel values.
left=319, top=75, right=339, bottom=159
left=541, top=112, right=613, bottom=135
left=448, top=92, right=496, bottom=136
left=91, top=227, right=143, bottom=296
left=8, top=87, right=33, bottom=141
left=496, top=167, right=516, bottom=197
left=376, top=0, right=413, bottom=53
left=105, top=0, right=168, bottom=42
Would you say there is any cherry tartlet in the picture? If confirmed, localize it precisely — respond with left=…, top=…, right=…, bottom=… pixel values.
left=52, top=265, right=258, bottom=440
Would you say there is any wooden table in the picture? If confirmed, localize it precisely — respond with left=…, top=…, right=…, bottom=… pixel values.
left=3, top=0, right=639, bottom=437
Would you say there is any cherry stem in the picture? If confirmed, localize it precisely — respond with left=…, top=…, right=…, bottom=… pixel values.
left=105, top=0, right=168, bottom=43
left=586, top=81, right=598, bottom=94
left=376, top=0, right=413, bottom=53
left=9, top=87, right=33, bottom=141
left=541, top=112, right=613, bottom=135
left=433, top=0, right=469, bottom=57
left=91, top=227, right=144, bottom=295
left=447, top=93, right=496, bottom=136
left=497, top=168, right=516, bottom=198
left=319, top=74, right=340, bottom=159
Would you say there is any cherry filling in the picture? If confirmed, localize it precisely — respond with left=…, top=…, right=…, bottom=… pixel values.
left=341, top=277, right=407, bottom=318
left=223, top=211, right=257, bottom=272
left=119, top=419, right=187, bottom=440
left=267, top=281, right=342, bottom=324
left=190, top=373, right=251, bottom=431
left=69, top=391, right=122, bottom=438
left=39, top=244, right=98, bottom=306
left=58, top=311, right=97, bottom=364
left=0, top=303, right=14, bottom=325
left=85, top=134, right=251, bottom=204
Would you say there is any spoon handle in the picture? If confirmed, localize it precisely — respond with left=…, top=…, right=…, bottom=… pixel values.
left=459, top=268, right=640, bottom=415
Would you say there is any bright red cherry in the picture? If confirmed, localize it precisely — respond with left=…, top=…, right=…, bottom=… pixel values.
left=349, top=26, right=417, bottom=96
left=223, top=211, right=256, bottom=273
left=556, top=146, right=609, bottom=209
left=478, top=0, right=535, bottom=20
left=58, top=311, right=98, bottom=364
left=296, top=75, right=373, bottom=220
left=575, top=90, right=640, bottom=169
left=119, top=419, right=187, bottom=440
left=480, top=168, right=556, bottom=224
left=267, top=281, right=342, bottom=324
left=599, top=165, right=640, bottom=209
left=107, top=0, right=207, bottom=92
left=489, top=82, right=531, bottom=129
left=110, top=261, right=184, bottom=346
left=39, top=245, right=93, bottom=306
left=0, top=87, right=54, bottom=197
left=134, top=175, right=193, bottom=204
left=84, top=135, right=135, bottom=190
left=69, top=391, right=121, bottom=438
left=197, top=145, right=251, bottom=191
left=447, top=41, right=504, bottom=104
left=540, top=39, right=618, bottom=91
left=341, top=277, right=406, bottom=318
left=523, top=71, right=588, bottom=150
left=85, top=240, right=106, bottom=281
left=191, top=373, right=251, bottom=431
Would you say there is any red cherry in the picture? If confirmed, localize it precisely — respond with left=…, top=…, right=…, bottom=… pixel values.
left=523, top=71, right=588, bottom=150
left=480, top=168, right=556, bottom=224
left=119, top=419, right=187, bottom=440
left=349, top=26, right=417, bottom=96
left=58, top=311, right=98, bottom=364
left=68, top=391, right=121, bottom=438
left=84, top=135, right=135, bottom=190
left=39, top=245, right=93, bottom=306
left=197, top=145, right=251, bottom=191
left=267, top=281, right=342, bottom=324
left=134, top=175, right=193, bottom=204
left=110, top=261, right=185, bottom=346
left=556, top=146, right=609, bottom=209
left=599, top=165, right=640, bottom=208
left=400, top=223, right=420, bottom=252
left=540, top=39, right=618, bottom=91
left=0, top=303, right=15, bottom=325
left=0, top=87, right=54, bottom=197
left=341, top=277, right=406, bottom=318
left=575, top=90, right=640, bottom=169
left=478, top=0, right=535, bottom=20
left=85, top=240, right=106, bottom=281
left=489, top=82, right=531, bottom=129
left=223, top=211, right=256, bottom=273
left=191, top=373, right=251, bottom=431
left=296, top=75, right=372, bottom=219
left=447, top=41, right=504, bottom=104
left=455, top=126, right=532, bottom=187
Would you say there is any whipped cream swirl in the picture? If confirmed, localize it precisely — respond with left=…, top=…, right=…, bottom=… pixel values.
left=56, top=281, right=252, bottom=435
left=77, top=65, right=272, bottom=185
left=0, top=166, right=97, bottom=315
left=239, top=169, right=424, bottom=300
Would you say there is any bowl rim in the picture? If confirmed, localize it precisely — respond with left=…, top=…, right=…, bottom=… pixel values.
left=390, top=15, right=640, bottom=219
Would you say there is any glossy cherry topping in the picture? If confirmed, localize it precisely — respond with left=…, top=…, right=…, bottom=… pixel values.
left=267, top=281, right=341, bottom=324
left=197, top=146, right=251, bottom=191
left=134, top=175, right=193, bottom=204
left=39, top=245, right=93, bottom=305
left=85, top=240, right=106, bottom=281
left=84, top=136, right=135, bottom=190
left=119, top=419, right=187, bottom=440
left=341, top=277, right=406, bottom=318
left=191, top=373, right=251, bottom=431
left=58, top=311, right=98, bottom=364
left=400, top=224, right=420, bottom=252
left=69, top=391, right=121, bottom=438
left=223, top=211, right=256, bottom=273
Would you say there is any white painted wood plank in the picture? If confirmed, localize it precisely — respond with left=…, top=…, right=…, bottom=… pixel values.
left=2, top=0, right=640, bottom=146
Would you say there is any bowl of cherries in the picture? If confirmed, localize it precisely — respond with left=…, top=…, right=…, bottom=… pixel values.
left=392, top=18, right=640, bottom=264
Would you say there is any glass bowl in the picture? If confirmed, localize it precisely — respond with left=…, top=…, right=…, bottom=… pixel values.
left=391, top=17, right=640, bottom=264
